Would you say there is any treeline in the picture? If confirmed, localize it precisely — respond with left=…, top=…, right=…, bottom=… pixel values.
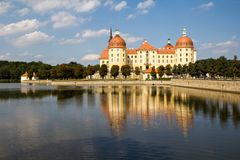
left=0, top=61, right=100, bottom=80
left=0, top=56, right=240, bottom=80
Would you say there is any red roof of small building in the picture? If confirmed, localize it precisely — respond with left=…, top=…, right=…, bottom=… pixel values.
left=99, top=48, right=109, bottom=59
left=21, top=72, right=28, bottom=77
left=158, top=44, right=175, bottom=54
left=145, top=67, right=158, bottom=73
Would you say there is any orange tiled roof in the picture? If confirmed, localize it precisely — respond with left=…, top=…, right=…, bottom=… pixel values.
left=138, top=40, right=156, bottom=50
left=127, top=49, right=137, bottom=54
left=99, top=48, right=109, bottom=59
left=158, top=44, right=175, bottom=54
left=145, top=67, right=158, bottom=73
left=108, top=35, right=126, bottom=48
left=176, top=36, right=194, bottom=48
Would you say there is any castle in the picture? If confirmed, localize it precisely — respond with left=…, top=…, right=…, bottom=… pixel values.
left=99, top=28, right=197, bottom=71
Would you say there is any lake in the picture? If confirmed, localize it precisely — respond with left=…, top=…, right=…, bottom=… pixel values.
left=0, top=83, right=239, bottom=160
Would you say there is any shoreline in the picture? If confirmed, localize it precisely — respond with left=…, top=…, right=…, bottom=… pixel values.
left=21, top=79, right=240, bottom=94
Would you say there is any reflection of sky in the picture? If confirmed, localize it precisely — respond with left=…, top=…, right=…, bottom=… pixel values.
left=0, top=84, right=240, bottom=159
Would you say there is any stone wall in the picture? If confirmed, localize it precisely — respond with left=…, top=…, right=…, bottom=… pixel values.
left=171, top=79, right=240, bottom=93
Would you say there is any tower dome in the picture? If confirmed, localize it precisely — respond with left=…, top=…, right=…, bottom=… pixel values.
left=108, top=29, right=126, bottom=48
left=176, top=28, right=194, bottom=48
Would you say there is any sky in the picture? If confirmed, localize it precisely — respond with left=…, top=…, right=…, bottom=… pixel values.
left=0, top=0, right=240, bottom=65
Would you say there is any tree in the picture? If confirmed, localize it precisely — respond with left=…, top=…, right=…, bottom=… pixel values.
left=157, top=65, right=165, bottom=78
left=121, top=65, right=131, bottom=79
left=150, top=67, right=157, bottom=79
left=177, top=64, right=183, bottom=75
left=172, top=65, right=178, bottom=76
left=135, top=67, right=140, bottom=76
left=110, top=65, right=119, bottom=79
left=182, top=64, right=188, bottom=75
left=165, top=64, right=172, bottom=76
left=99, top=64, right=108, bottom=79
left=74, top=65, right=85, bottom=79
left=86, top=65, right=96, bottom=79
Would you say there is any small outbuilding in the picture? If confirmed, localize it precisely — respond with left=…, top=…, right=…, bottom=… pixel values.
left=21, top=72, right=29, bottom=81
left=143, top=67, right=159, bottom=80
left=32, top=72, right=39, bottom=80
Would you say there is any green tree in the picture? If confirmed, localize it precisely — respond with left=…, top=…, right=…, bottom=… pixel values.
left=165, top=64, right=172, bottom=76
left=74, top=65, right=85, bottom=79
left=172, top=65, right=178, bottom=76
left=110, top=65, right=119, bottom=79
left=177, top=64, right=183, bottom=75
left=121, top=65, right=131, bottom=79
left=157, top=65, right=165, bottom=78
left=99, top=64, right=108, bottom=79
left=135, top=67, right=140, bottom=76
left=150, top=67, right=157, bottom=79
left=86, top=65, right=96, bottom=79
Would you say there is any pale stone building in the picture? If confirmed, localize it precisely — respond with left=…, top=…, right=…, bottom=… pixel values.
left=99, top=28, right=197, bottom=71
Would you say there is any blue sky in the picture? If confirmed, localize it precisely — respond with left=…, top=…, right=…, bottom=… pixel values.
left=0, top=0, right=240, bottom=65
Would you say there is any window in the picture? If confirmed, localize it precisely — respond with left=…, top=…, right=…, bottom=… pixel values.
left=140, top=55, right=142, bottom=58
left=186, top=58, right=188, bottom=62
left=171, top=60, right=172, bottom=63
left=140, top=60, right=142, bottom=63
left=107, top=61, right=109, bottom=64
left=123, top=59, right=124, bottom=62
left=135, top=60, right=137, bottom=63
left=146, top=51, right=149, bottom=53
left=180, top=49, right=182, bottom=51
left=180, top=58, right=182, bottom=62
left=117, top=49, right=119, bottom=51
left=186, top=49, right=188, bottom=51
left=123, top=54, right=124, bottom=57
left=140, top=51, right=142, bottom=53
left=162, top=56, right=164, bottom=58
left=171, top=56, right=173, bottom=58
left=117, top=58, right=119, bottom=62
left=153, top=51, right=155, bottom=53
left=180, top=54, right=182, bottom=57
left=158, top=60, right=160, bottom=63
left=162, top=60, right=164, bottom=63
left=153, top=55, right=155, bottom=58
left=111, top=58, right=113, bottom=62
left=102, top=61, right=104, bottom=64
left=131, top=56, right=133, bottom=58
left=186, top=53, right=188, bottom=56
left=153, top=60, right=155, bottom=63
left=166, top=55, right=168, bottom=58
left=166, top=60, right=168, bottom=63
left=111, top=54, right=113, bottom=57
left=158, top=55, right=160, bottom=58
left=135, top=56, right=137, bottom=58
left=111, top=49, right=113, bottom=51
left=128, top=56, right=130, bottom=58
left=117, top=54, right=119, bottom=57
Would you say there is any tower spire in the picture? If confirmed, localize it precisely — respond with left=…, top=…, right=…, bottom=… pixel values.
left=108, top=27, right=113, bottom=42
left=182, top=28, right=187, bottom=37
left=167, top=38, right=171, bottom=44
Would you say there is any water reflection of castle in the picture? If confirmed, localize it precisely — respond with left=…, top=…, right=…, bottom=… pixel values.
left=99, top=86, right=193, bottom=136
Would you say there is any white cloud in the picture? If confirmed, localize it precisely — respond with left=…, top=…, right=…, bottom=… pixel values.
left=122, top=33, right=144, bottom=44
left=114, top=1, right=127, bottom=11
left=197, top=2, right=214, bottom=10
left=22, top=0, right=101, bottom=13
left=59, top=38, right=84, bottom=45
left=127, top=14, right=136, bottom=20
left=0, top=52, right=11, bottom=60
left=104, top=0, right=114, bottom=7
left=201, top=40, right=239, bottom=55
left=17, top=8, right=30, bottom=16
left=34, top=54, right=45, bottom=59
left=0, top=2, right=11, bottom=15
left=60, top=28, right=109, bottom=45
left=74, top=0, right=101, bottom=13
left=12, top=31, right=53, bottom=47
left=0, top=19, right=40, bottom=36
left=81, top=54, right=99, bottom=61
left=82, top=29, right=109, bottom=38
left=51, top=12, right=77, bottom=29
left=127, top=0, right=155, bottom=19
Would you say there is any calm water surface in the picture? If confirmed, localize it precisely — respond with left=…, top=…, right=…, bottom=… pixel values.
left=0, top=83, right=240, bottom=160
